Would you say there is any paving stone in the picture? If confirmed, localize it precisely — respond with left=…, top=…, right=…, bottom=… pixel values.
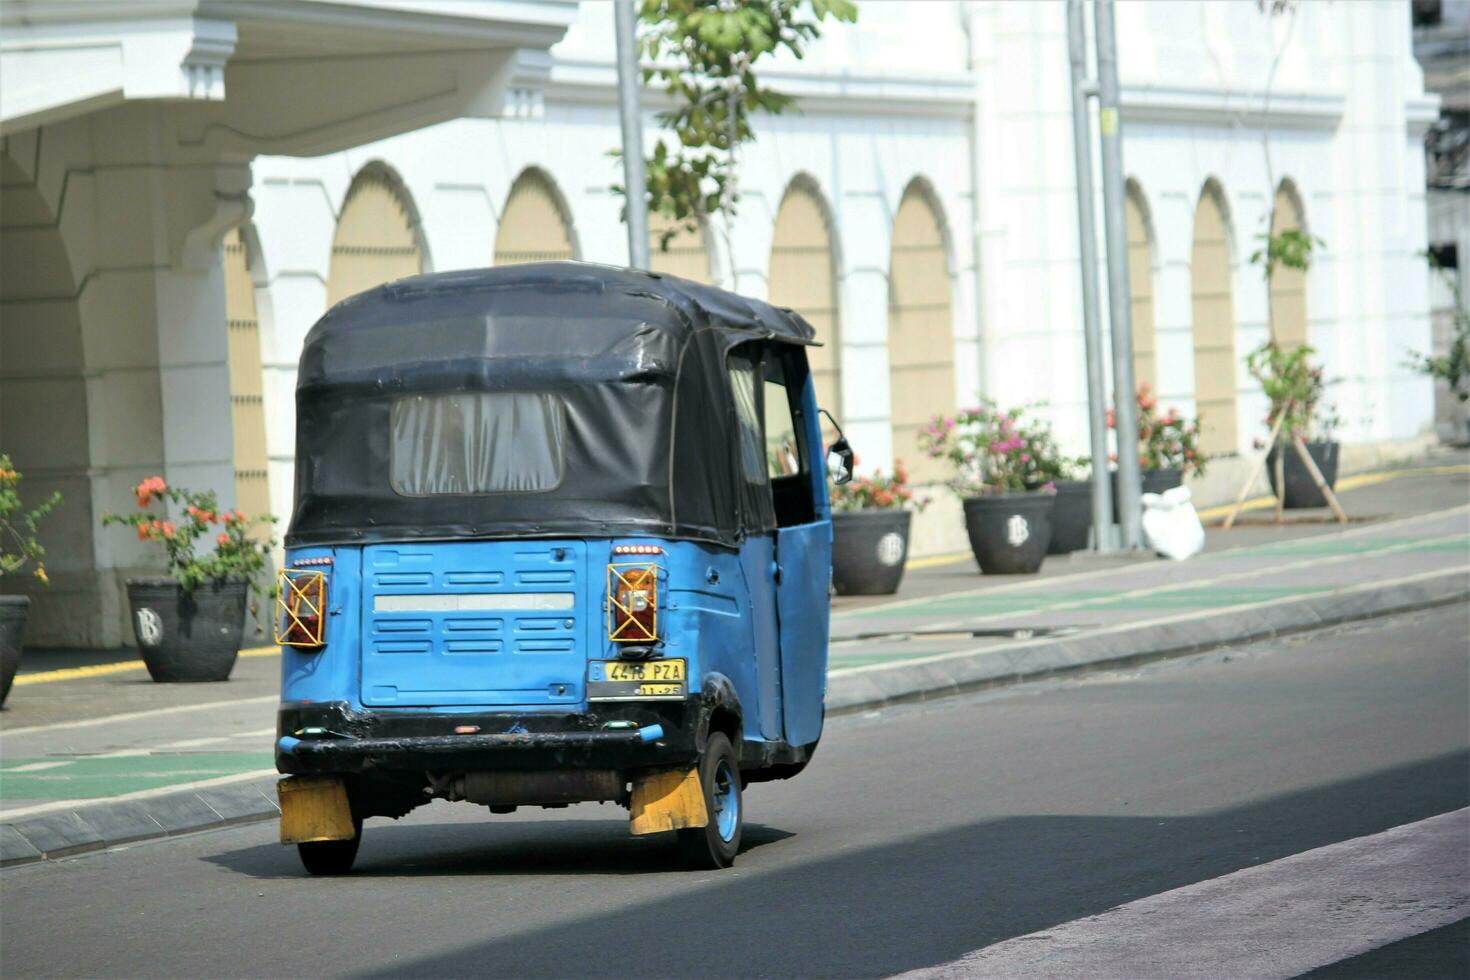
left=195, top=781, right=278, bottom=822
left=12, top=810, right=104, bottom=857
left=145, top=792, right=226, bottom=835
left=0, top=823, right=43, bottom=866
left=73, top=801, right=164, bottom=846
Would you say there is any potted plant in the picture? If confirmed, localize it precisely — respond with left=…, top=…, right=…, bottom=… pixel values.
left=1108, top=384, right=1207, bottom=520
left=920, top=402, right=1061, bottom=575
left=1407, top=252, right=1469, bottom=445
left=101, top=478, right=274, bottom=682
left=1246, top=341, right=1340, bottom=509
left=1047, top=457, right=1095, bottom=556
left=830, top=460, right=923, bottom=595
left=0, top=455, right=61, bottom=706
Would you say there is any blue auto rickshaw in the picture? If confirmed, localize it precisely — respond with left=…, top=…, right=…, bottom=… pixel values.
left=273, top=262, right=854, bottom=873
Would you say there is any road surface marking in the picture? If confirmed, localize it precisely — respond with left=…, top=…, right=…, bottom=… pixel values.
left=845, top=528, right=1464, bottom=629
left=0, top=694, right=279, bottom=739
left=834, top=564, right=1468, bottom=677
left=897, top=807, right=1470, bottom=980
left=837, top=503, right=1469, bottom=621
left=12, top=644, right=280, bottom=688
left=1, top=761, right=74, bottom=773
left=0, top=768, right=278, bottom=820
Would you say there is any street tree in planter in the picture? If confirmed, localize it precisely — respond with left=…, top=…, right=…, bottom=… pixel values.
left=0, top=455, right=61, bottom=705
left=829, top=460, right=925, bottom=595
left=102, top=478, right=275, bottom=682
left=1246, top=340, right=1342, bottom=509
left=920, top=402, right=1066, bottom=575
left=1106, top=385, right=1207, bottom=524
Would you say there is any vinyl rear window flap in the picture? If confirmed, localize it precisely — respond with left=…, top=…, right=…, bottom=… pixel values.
left=390, top=391, right=565, bottom=495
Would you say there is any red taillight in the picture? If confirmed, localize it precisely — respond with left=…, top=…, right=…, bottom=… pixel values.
left=608, top=562, right=658, bottom=642
left=275, top=568, right=328, bottom=649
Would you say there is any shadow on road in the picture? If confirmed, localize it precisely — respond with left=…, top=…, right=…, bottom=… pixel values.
left=263, top=751, right=1470, bottom=978
left=206, top=817, right=795, bottom=879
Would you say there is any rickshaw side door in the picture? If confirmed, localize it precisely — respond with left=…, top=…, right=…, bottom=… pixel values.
left=762, top=349, right=831, bottom=748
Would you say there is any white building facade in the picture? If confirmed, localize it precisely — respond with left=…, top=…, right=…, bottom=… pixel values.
left=1, top=0, right=1442, bottom=647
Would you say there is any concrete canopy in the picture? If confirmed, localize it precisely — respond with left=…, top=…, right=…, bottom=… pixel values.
left=0, top=0, right=578, bottom=151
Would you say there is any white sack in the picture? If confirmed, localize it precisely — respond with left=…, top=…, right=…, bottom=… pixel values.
left=1140, top=485, right=1205, bottom=561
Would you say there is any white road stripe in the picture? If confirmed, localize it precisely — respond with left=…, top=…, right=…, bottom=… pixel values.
left=840, top=503, right=1470, bottom=621
left=0, top=695, right=279, bottom=738
left=837, top=564, right=1469, bottom=677
left=1, top=761, right=74, bottom=773
left=897, top=807, right=1470, bottom=980
left=0, top=769, right=279, bottom=821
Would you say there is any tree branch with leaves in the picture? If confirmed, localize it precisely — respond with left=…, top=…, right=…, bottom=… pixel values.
left=613, top=0, right=857, bottom=253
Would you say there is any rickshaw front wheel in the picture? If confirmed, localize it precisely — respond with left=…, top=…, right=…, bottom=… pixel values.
left=677, top=732, right=743, bottom=869
left=297, top=816, right=362, bottom=876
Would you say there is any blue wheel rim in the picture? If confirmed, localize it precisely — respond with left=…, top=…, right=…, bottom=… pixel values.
left=712, top=758, right=739, bottom=842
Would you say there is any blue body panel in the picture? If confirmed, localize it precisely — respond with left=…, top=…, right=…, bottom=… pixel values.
left=736, top=536, right=782, bottom=740
left=360, top=540, right=588, bottom=707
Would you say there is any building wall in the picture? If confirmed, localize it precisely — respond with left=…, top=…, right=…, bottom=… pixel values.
left=2, top=1, right=1441, bottom=647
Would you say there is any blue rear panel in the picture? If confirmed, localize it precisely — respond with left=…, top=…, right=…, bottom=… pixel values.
left=360, top=540, right=588, bottom=707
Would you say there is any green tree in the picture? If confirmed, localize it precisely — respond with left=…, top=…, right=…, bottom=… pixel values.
left=614, top=0, right=857, bottom=252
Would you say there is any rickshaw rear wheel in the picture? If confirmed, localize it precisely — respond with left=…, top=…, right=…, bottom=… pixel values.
left=297, top=816, right=362, bottom=876
left=676, top=732, right=742, bottom=869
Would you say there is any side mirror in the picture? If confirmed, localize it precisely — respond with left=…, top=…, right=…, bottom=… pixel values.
left=828, top=436, right=854, bottom=485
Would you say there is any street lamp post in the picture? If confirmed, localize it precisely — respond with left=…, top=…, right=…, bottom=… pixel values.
left=1094, top=0, right=1143, bottom=550
left=1066, top=0, right=1117, bottom=552
left=614, top=0, right=650, bottom=271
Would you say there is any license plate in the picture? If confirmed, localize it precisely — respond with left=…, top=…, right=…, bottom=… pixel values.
left=606, top=660, right=685, bottom=682
left=588, top=658, right=687, bottom=701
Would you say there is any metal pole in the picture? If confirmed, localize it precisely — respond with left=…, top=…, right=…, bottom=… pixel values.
left=614, top=0, right=650, bottom=270
left=1066, top=0, right=1116, bottom=552
left=1094, top=0, right=1142, bottom=550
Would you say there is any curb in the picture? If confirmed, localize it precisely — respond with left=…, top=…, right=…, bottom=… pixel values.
left=824, top=567, right=1469, bottom=714
left=1, top=776, right=278, bottom=869
left=5, top=568, right=1465, bottom=869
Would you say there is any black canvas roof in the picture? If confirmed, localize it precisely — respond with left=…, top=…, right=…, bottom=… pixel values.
left=287, top=262, right=817, bottom=548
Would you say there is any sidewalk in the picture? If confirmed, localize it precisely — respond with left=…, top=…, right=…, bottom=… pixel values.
left=2, top=453, right=1466, bottom=865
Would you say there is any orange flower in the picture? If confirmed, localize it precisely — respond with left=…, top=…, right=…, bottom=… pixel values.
left=217, top=532, right=230, bottom=547
left=137, top=525, right=150, bottom=541
left=161, top=521, right=175, bottom=537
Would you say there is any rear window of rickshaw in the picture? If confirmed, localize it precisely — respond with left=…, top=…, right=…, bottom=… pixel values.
left=389, top=392, right=565, bottom=496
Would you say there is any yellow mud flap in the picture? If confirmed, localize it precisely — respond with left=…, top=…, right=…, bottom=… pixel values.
left=278, top=775, right=354, bottom=844
left=629, top=767, right=708, bottom=835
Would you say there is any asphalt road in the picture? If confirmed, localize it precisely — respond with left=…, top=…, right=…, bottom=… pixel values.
left=2, top=603, right=1466, bottom=979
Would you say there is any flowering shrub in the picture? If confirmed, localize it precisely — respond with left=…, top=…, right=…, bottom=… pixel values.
left=1110, top=384, right=1207, bottom=476
left=102, top=477, right=275, bottom=593
left=0, top=455, right=61, bottom=585
left=919, top=401, right=1068, bottom=495
left=830, top=460, right=925, bottom=512
left=1245, top=341, right=1336, bottom=443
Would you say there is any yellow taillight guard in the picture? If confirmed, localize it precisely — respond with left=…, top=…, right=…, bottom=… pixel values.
left=608, top=562, right=658, bottom=643
left=274, top=568, right=328, bottom=648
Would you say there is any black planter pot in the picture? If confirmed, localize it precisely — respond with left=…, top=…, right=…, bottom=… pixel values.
left=0, top=595, right=29, bottom=707
left=832, top=509, right=913, bottom=595
left=126, top=578, right=247, bottom=682
left=1048, top=480, right=1093, bottom=555
left=1112, top=467, right=1184, bottom=523
left=962, top=493, right=1054, bottom=575
left=1267, top=441, right=1340, bottom=509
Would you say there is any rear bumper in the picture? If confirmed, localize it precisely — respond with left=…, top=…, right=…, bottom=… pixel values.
left=275, top=699, right=701, bottom=775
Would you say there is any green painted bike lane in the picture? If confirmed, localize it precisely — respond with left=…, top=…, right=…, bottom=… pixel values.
left=0, top=753, right=274, bottom=802
left=826, top=519, right=1469, bottom=672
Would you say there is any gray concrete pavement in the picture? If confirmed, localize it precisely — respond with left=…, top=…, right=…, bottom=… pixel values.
left=1, top=603, right=1465, bottom=978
